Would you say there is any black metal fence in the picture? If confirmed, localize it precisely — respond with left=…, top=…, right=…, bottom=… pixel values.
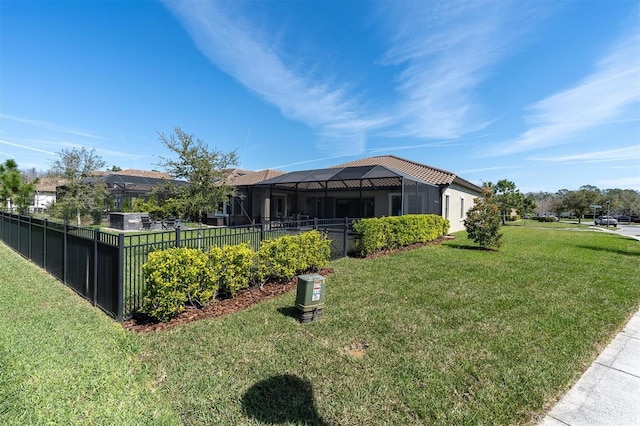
left=0, top=212, right=355, bottom=321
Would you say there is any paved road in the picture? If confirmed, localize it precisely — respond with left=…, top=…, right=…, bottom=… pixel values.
left=592, top=224, right=640, bottom=241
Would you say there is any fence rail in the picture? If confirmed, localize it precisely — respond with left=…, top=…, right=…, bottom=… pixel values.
left=0, top=212, right=356, bottom=321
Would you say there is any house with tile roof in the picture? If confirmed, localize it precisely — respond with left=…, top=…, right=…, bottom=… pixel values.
left=30, top=177, right=68, bottom=213
left=230, top=155, right=482, bottom=232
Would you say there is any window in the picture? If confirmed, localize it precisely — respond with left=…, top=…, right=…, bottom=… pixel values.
left=336, top=198, right=374, bottom=218
left=389, top=194, right=402, bottom=216
left=445, top=195, right=450, bottom=219
left=460, top=198, right=465, bottom=219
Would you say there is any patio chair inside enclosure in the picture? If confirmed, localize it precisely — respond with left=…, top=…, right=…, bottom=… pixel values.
left=162, top=217, right=184, bottom=229
left=141, top=216, right=152, bottom=230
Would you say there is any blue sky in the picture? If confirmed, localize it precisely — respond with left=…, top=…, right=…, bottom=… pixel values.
left=1, top=0, right=638, bottom=193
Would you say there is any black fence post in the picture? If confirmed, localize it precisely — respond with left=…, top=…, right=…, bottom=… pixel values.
left=343, top=217, right=349, bottom=257
left=28, top=215, right=32, bottom=258
left=17, top=214, right=21, bottom=251
left=260, top=222, right=265, bottom=243
left=93, top=229, right=99, bottom=306
left=43, top=218, right=48, bottom=270
left=63, top=223, right=68, bottom=285
left=314, top=217, right=318, bottom=230
left=117, top=233, right=125, bottom=322
left=175, top=227, right=181, bottom=248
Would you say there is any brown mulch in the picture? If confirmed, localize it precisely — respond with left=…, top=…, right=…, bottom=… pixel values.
left=123, top=268, right=335, bottom=332
left=123, top=235, right=455, bottom=332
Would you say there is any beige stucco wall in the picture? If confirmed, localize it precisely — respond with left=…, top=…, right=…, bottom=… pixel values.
left=442, top=184, right=480, bottom=233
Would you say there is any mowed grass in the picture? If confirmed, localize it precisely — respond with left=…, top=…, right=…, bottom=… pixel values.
left=1, top=227, right=640, bottom=425
left=0, top=243, right=179, bottom=425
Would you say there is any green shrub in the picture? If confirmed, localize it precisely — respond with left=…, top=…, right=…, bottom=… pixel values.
left=537, top=216, right=557, bottom=222
left=141, top=231, right=331, bottom=320
left=464, top=187, right=503, bottom=249
left=141, top=247, right=219, bottom=321
left=258, top=235, right=303, bottom=282
left=353, top=214, right=449, bottom=256
left=258, top=231, right=331, bottom=282
left=211, top=243, right=256, bottom=297
left=352, top=218, right=389, bottom=256
left=297, top=230, right=331, bottom=272
left=133, top=195, right=165, bottom=220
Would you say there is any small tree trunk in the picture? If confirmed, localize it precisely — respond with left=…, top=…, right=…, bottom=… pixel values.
left=76, top=209, right=82, bottom=226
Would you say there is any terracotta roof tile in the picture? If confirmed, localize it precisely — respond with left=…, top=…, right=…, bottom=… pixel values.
left=230, top=169, right=286, bottom=186
left=35, top=177, right=68, bottom=193
left=333, top=155, right=456, bottom=185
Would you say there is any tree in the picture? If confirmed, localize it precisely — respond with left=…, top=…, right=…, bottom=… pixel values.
left=0, top=159, right=38, bottom=214
left=157, top=127, right=238, bottom=223
left=50, top=147, right=107, bottom=226
left=517, top=196, right=537, bottom=226
left=464, top=186, right=503, bottom=249
left=528, top=191, right=554, bottom=216
left=563, top=190, right=589, bottom=223
left=616, top=189, right=640, bottom=216
left=551, top=189, right=569, bottom=218
left=486, top=179, right=523, bottom=224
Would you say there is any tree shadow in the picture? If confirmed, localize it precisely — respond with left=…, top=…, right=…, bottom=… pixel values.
left=277, top=306, right=299, bottom=319
left=576, top=244, right=640, bottom=257
left=242, top=374, right=329, bottom=425
left=442, top=243, right=498, bottom=252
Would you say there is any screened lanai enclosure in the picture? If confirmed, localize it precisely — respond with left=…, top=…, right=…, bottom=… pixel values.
left=229, top=165, right=443, bottom=226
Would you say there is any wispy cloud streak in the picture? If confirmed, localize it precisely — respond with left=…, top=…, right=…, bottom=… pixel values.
left=490, top=30, right=640, bottom=156
left=162, top=0, right=386, bottom=155
left=376, top=1, right=542, bottom=139
left=0, top=114, right=103, bottom=140
left=0, top=139, right=56, bottom=155
left=530, top=146, right=640, bottom=164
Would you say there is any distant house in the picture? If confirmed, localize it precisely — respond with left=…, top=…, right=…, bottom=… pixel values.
left=84, top=169, right=187, bottom=211
left=229, top=155, right=482, bottom=232
left=49, top=169, right=186, bottom=212
left=30, top=177, right=67, bottom=213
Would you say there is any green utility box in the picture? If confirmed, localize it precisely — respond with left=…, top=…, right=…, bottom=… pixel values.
left=295, top=273, right=325, bottom=323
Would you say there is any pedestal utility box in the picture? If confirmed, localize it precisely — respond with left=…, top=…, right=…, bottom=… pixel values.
left=295, top=273, right=325, bottom=323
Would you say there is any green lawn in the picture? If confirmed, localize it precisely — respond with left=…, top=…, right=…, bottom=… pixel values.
left=2, top=227, right=640, bottom=425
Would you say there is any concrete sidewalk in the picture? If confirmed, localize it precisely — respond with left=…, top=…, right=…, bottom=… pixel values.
left=539, top=310, right=640, bottom=426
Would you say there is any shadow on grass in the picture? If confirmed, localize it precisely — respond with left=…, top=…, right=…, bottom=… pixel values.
left=242, top=374, right=329, bottom=425
left=576, top=244, right=640, bottom=257
left=277, top=306, right=299, bottom=319
left=443, top=243, right=498, bottom=252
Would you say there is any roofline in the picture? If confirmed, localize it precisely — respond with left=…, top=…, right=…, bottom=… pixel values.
left=252, top=164, right=439, bottom=188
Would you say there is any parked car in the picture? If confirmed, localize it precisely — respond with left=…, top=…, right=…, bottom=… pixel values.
left=594, top=216, right=618, bottom=226
left=632, top=215, right=640, bottom=223
left=617, top=215, right=631, bottom=223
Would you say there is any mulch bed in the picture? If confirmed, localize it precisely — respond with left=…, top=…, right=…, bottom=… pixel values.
left=123, top=268, right=335, bottom=332
left=123, top=236, right=454, bottom=332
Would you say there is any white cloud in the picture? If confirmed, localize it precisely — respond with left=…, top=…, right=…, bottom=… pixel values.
left=0, top=139, right=56, bottom=155
left=0, top=114, right=103, bottom=140
left=162, top=0, right=387, bottom=156
left=531, top=146, right=640, bottom=164
left=490, top=30, right=640, bottom=156
left=376, top=0, right=544, bottom=139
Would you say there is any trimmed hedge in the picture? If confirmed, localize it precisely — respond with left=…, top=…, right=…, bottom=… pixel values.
left=141, top=247, right=219, bottom=322
left=211, top=243, right=256, bottom=298
left=257, top=230, right=331, bottom=283
left=353, top=214, right=449, bottom=257
left=141, top=230, right=331, bottom=321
